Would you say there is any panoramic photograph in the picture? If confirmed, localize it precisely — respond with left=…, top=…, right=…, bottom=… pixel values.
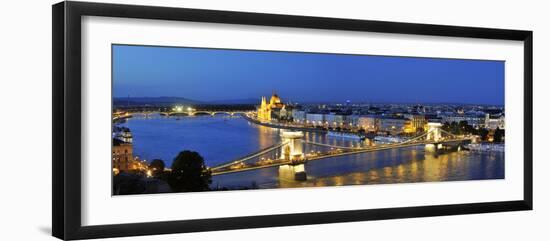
left=111, top=44, right=505, bottom=195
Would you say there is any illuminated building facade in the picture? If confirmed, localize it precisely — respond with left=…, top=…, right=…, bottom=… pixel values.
left=357, top=116, right=380, bottom=132
left=112, top=138, right=133, bottom=171
left=485, top=113, right=505, bottom=130
left=305, top=113, right=325, bottom=126
left=379, top=117, right=410, bottom=134
left=407, top=114, right=427, bottom=133
left=257, top=92, right=286, bottom=121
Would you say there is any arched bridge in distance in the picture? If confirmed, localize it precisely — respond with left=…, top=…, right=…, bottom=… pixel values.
left=113, top=109, right=253, bottom=120
left=160, top=110, right=250, bottom=117
left=209, top=123, right=475, bottom=180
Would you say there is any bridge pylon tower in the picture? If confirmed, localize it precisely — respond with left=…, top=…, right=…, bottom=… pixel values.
left=279, top=131, right=307, bottom=181
left=426, top=122, right=442, bottom=141
left=425, top=122, right=443, bottom=152
left=281, top=131, right=304, bottom=160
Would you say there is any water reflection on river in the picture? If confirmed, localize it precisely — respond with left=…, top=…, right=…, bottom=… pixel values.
left=122, top=114, right=504, bottom=190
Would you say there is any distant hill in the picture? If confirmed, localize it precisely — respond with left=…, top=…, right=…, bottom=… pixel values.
left=207, top=98, right=259, bottom=105
left=113, top=97, right=202, bottom=106
left=113, top=97, right=259, bottom=106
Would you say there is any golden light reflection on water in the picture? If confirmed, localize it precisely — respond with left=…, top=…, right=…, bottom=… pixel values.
left=351, top=172, right=365, bottom=185
left=257, top=125, right=278, bottom=148
left=368, top=170, right=379, bottom=183
left=333, top=176, right=345, bottom=186
left=422, top=153, right=448, bottom=182
left=315, top=178, right=327, bottom=187
left=216, top=120, right=503, bottom=189
left=267, top=150, right=504, bottom=189
left=396, top=164, right=404, bottom=179
left=410, top=161, right=418, bottom=181
left=383, top=166, right=392, bottom=177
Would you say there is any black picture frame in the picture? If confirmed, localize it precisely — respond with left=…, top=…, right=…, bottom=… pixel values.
left=52, top=1, right=533, bottom=240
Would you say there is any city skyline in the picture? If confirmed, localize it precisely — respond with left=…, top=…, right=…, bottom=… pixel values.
left=112, top=44, right=506, bottom=195
left=113, top=45, right=505, bottom=105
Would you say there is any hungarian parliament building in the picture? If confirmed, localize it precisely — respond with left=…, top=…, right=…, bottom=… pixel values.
left=257, top=92, right=288, bottom=121
left=254, top=91, right=504, bottom=136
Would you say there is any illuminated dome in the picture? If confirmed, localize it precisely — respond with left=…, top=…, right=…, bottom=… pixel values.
left=270, top=94, right=282, bottom=104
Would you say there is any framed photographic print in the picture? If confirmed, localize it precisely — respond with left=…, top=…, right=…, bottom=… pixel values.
left=52, top=1, right=533, bottom=240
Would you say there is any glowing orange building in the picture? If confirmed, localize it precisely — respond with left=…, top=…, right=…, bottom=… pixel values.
left=257, top=92, right=285, bottom=121
left=112, top=138, right=133, bottom=172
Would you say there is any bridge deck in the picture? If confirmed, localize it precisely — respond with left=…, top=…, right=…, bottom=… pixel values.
left=210, top=141, right=289, bottom=171
left=211, top=138, right=470, bottom=176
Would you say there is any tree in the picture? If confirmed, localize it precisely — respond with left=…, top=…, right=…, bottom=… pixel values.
left=442, top=122, right=451, bottom=131
left=113, top=173, right=146, bottom=195
left=168, top=151, right=212, bottom=192
left=457, top=120, right=470, bottom=135
left=149, top=159, right=165, bottom=177
left=493, top=127, right=505, bottom=143
left=442, top=121, right=460, bottom=135
left=443, top=121, right=480, bottom=136
left=477, top=128, right=489, bottom=141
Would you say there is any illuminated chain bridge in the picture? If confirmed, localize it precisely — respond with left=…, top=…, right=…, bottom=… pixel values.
left=209, top=123, right=474, bottom=180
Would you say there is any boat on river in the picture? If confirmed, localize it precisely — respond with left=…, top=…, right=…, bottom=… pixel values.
left=327, top=131, right=365, bottom=140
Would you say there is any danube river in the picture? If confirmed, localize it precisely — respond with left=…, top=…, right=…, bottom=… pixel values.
left=121, top=114, right=504, bottom=189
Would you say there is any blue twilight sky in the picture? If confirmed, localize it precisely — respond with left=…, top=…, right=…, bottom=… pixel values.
left=113, top=45, right=504, bottom=105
